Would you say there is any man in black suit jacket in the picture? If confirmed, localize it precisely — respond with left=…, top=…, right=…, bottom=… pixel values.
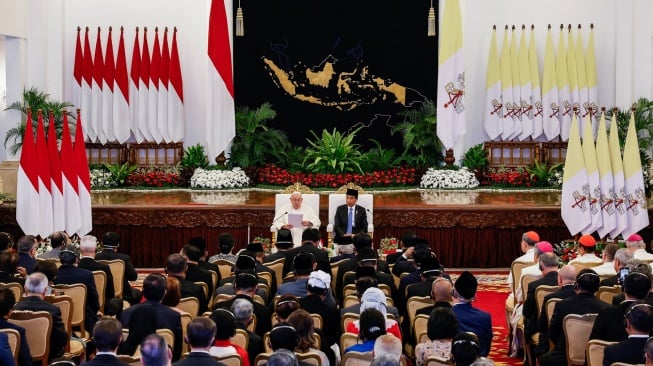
left=54, top=245, right=101, bottom=333
left=14, top=272, right=67, bottom=361
left=213, top=272, right=271, bottom=336
left=385, top=231, right=417, bottom=265
left=96, top=232, right=140, bottom=304
left=603, top=303, right=653, bottom=366
left=121, top=273, right=183, bottom=361
left=536, top=264, right=578, bottom=347
left=166, top=254, right=208, bottom=315
left=86, top=318, right=129, bottom=366
left=0, top=288, right=31, bottom=366
left=540, top=269, right=610, bottom=366
left=333, top=188, right=368, bottom=245
left=263, top=228, right=294, bottom=264
left=334, top=233, right=390, bottom=302
left=600, top=248, right=633, bottom=287
left=182, top=244, right=215, bottom=302
left=342, top=247, right=397, bottom=301
left=79, top=235, right=115, bottom=301
left=523, top=253, right=559, bottom=339
left=172, top=317, right=226, bottom=366
left=283, top=228, right=330, bottom=277
left=188, top=236, right=221, bottom=277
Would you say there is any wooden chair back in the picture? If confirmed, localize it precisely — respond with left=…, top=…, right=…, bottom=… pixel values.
left=193, top=281, right=209, bottom=299
left=0, top=328, right=20, bottom=365
left=341, top=313, right=359, bottom=333
left=414, top=314, right=430, bottom=343
left=407, top=296, right=434, bottom=327
left=254, top=352, right=272, bottom=366
left=177, top=297, right=200, bottom=316
left=520, top=274, right=540, bottom=303
left=424, top=355, right=454, bottom=366
left=596, top=286, right=621, bottom=304
left=545, top=298, right=561, bottom=325
left=52, top=283, right=88, bottom=338
left=180, top=312, right=192, bottom=355
left=571, top=262, right=601, bottom=275
left=330, top=259, right=347, bottom=291
left=343, top=295, right=360, bottom=308
left=258, top=272, right=272, bottom=288
left=214, top=353, right=242, bottom=366
left=92, top=270, right=107, bottom=312
left=214, top=294, right=235, bottom=305
left=44, top=295, right=73, bottom=346
left=266, top=258, right=285, bottom=290
left=0, top=282, right=24, bottom=301
left=534, top=285, right=558, bottom=318
left=342, top=350, right=373, bottom=366
left=297, top=352, right=322, bottom=366
left=378, top=284, right=392, bottom=297
left=116, top=355, right=141, bottom=366
left=9, top=310, right=52, bottom=366
left=563, top=313, right=598, bottom=365
left=213, top=260, right=234, bottom=281
left=340, top=332, right=360, bottom=358
left=586, top=339, right=617, bottom=366
left=310, top=313, right=323, bottom=330
left=231, top=328, right=249, bottom=351
left=98, top=259, right=125, bottom=299
left=343, top=283, right=357, bottom=298
left=510, top=261, right=534, bottom=297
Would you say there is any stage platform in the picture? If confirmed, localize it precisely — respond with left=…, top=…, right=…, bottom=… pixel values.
left=0, top=189, right=650, bottom=268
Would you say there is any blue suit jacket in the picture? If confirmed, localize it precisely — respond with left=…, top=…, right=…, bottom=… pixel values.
left=0, top=333, right=14, bottom=366
left=0, top=318, right=31, bottom=366
left=452, top=302, right=493, bottom=356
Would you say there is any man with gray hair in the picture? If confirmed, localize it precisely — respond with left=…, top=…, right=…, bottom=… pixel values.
left=14, top=272, right=67, bottom=361
left=373, top=334, right=402, bottom=362
left=78, top=235, right=115, bottom=301
left=16, top=235, right=38, bottom=274
left=231, top=298, right=262, bottom=365
left=601, top=248, right=634, bottom=287
left=37, top=231, right=69, bottom=259
left=626, top=234, right=653, bottom=262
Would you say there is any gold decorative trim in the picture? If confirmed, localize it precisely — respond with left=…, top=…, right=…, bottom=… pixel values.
left=282, top=182, right=314, bottom=194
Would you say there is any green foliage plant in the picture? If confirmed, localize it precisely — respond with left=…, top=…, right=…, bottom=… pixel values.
left=181, top=144, right=210, bottom=170
left=359, top=139, right=398, bottom=172
left=606, top=97, right=653, bottom=164
left=303, top=127, right=363, bottom=174
left=229, top=102, right=288, bottom=168
left=4, top=87, right=75, bottom=155
left=461, top=143, right=488, bottom=172
left=525, top=159, right=563, bottom=187
left=103, top=162, right=137, bottom=186
left=391, top=100, right=443, bottom=168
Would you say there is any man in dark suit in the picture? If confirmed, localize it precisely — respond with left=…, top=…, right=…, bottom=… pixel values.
left=0, top=251, right=26, bottom=286
left=0, top=288, right=31, bottom=366
left=523, top=253, right=559, bottom=340
left=213, top=271, right=271, bottom=336
left=16, top=235, right=37, bottom=275
left=591, top=270, right=652, bottom=342
left=85, top=318, right=129, bottom=366
left=263, top=228, right=294, bottom=264
left=231, top=297, right=262, bottom=366
left=600, top=248, right=633, bottom=287
left=405, top=255, right=445, bottom=300
left=536, top=264, right=578, bottom=352
left=333, top=188, right=368, bottom=245
left=96, top=232, right=140, bottom=304
left=334, top=233, right=390, bottom=302
left=299, top=270, right=340, bottom=347
left=79, top=235, right=115, bottom=301
left=343, top=247, right=397, bottom=300
left=540, top=269, right=610, bottom=366
left=181, top=244, right=215, bottom=303
left=385, top=231, right=417, bottom=265
left=172, top=317, right=226, bottom=366
left=14, top=272, right=67, bottom=361
left=245, top=242, right=278, bottom=297
left=283, top=228, right=330, bottom=276
left=451, top=271, right=493, bottom=357
left=165, top=254, right=208, bottom=315
left=188, top=236, right=221, bottom=276
left=603, top=303, right=653, bottom=366
left=121, top=273, right=182, bottom=361
left=54, top=245, right=101, bottom=333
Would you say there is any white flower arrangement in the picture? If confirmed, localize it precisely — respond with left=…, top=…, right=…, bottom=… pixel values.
left=190, top=167, right=250, bottom=189
left=90, top=169, right=117, bottom=189
left=420, top=167, right=479, bottom=189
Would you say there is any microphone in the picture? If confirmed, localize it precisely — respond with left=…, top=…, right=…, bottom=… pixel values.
left=272, top=211, right=288, bottom=225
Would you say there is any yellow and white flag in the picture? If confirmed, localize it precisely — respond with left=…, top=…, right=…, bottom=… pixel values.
left=529, top=27, right=543, bottom=140
left=518, top=27, right=533, bottom=140
left=500, top=27, right=515, bottom=140
left=609, top=114, right=628, bottom=238
left=557, top=28, right=572, bottom=141
left=581, top=115, right=602, bottom=234
left=596, top=112, right=616, bottom=238
left=622, top=112, right=649, bottom=237
left=542, top=28, right=559, bottom=141
left=483, top=27, right=502, bottom=140
left=436, top=0, right=465, bottom=150
left=510, top=27, right=522, bottom=139
left=586, top=26, right=599, bottom=133
left=567, top=27, right=581, bottom=135
left=576, top=28, right=591, bottom=134
left=561, top=114, right=591, bottom=235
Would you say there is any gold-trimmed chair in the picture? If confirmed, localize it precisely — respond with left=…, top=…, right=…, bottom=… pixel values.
left=213, top=353, right=242, bottom=366
left=586, top=339, right=617, bottom=366
left=92, top=270, right=107, bottom=313
left=326, top=184, right=374, bottom=248
left=8, top=310, right=52, bottom=366
left=563, top=313, right=598, bottom=365
left=177, top=297, right=200, bottom=316
left=0, top=328, right=20, bottom=365
left=231, top=328, right=249, bottom=351
left=0, top=282, right=24, bottom=301
left=97, top=259, right=125, bottom=299
left=270, top=183, right=319, bottom=245
left=44, top=295, right=86, bottom=360
left=596, top=285, right=622, bottom=304
left=342, top=350, right=373, bottom=366
left=52, top=283, right=89, bottom=339
left=340, top=332, right=360, bottom=358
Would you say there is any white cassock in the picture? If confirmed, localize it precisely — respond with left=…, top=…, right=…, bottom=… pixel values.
left=274, top=204, right=321, bottom=247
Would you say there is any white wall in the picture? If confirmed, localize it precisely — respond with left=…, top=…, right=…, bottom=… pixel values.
left=0, top=0, right=651, bottom=163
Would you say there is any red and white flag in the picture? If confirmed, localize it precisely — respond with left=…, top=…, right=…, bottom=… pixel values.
left=16, top=110, right=40, bottom=235
left=113, top=26, right=131, bottom=143
left=129, top=28, right=144, bottom=142
left=74, top=111, right=92, bottom=235
left=138, top=27, right=153, bottom=141
left=73, top=27, right=83, bottom=109
left=149, top=28, right=162, bottom=143
left=169, top=27, right=185, bottom=143
left=101, top=27, right=116, bottom=143
left=60, top=113, right=81, bottom=235
left=47, top=112, right=65, bottom=232
left=81, top=27, right=95, bottom=141
left=158, top=28, right=170, bottom=143
left=207, top=0, right=235, bottom=160
left=35, top=111, right=53, bottom=238
left=91, top=28, right=104, bottom=143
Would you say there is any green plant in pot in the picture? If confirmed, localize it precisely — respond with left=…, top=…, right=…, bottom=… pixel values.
left=103, top=162, right=137, bottom=186
left=303, top=127, right=363, bottom=174
left=391, top=99, right=443, bottom=169
left=606, top=97, right=653, bottom=165
left=461, top=143, right=489, bottom=177
left=525, top=159, right=563, bottom=187
left=4, top=87, right=75, bottom=156
left=180, top=144, right=210, bottom=184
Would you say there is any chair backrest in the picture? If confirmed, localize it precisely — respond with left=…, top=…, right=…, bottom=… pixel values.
left=520, top=274, right=540, bottom=303
left=44, top=295, right=74, bottom=339
left=116, top=355, right=141, bottom=366
left=596, top=286, right=622, bottom=304
left=274, top=193, right=320, bottom=222
left=563, top=313, right=598, bottom=365
left=92, top=270, right=107, bottom=312
left=214, top=353, right=242, bottom=366
left=586, top=339, right=617, bottom=366
left=340, top=332, right=360, bottom=358
left=266, top=259, right=285, bottom=290
left=213, top=260, right=234, bottom=281
left=214, top=294, right=235, bottom=305
left=414, top=314, right=430, bottom=343
left=156, top=328, right=175, bottom=352
left=341, top=313, right=359, bottom=333
left=378, top=284, right=391, bottom=297
left=510, top=261, right=534, bottom=296
left=534, top=285, right=558, bottom=318
left=343, top=283, right=357, bottom=298
left=330, top=259, right=347, bottom=291
left=247, top=314, right=258, bottom=333
left=571, top=262, right=601, bottom=275
left=342, top=350, right=373, bottom=366
left=424, top=355, right=455, bottom=366
left=9, top=310, right=52, bottom=366
left=180, top=311, right=192, bottom=355
left=407, top=296, right=434, bottom=327
left=254, top=352, right=272, bottom=366
left=0, top=328, right=20, bottom=365
left=52, top=283, right=88, bottom=338
left=194, top=281, right=209, bottom=299
left=343, top=295, right=360, bottom=308
left=297, top=352, right=322, bottom=366
left=258, top=272, right=272, bottom=289
left=177, top=297, right=200, bottom=316
left=98, top=259, right=125, bottom=299
left=231, top=328, right=249, bottom=351
left=310, top=313, right=323, bottom=330
left=545, top=298, right=561, bottom=325
left=0, top=282, right=24, bottom=301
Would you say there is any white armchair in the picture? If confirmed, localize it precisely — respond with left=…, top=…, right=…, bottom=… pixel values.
left=326, top=185, right=373, bottom=248
left=270, top=183, right=320, bottom=247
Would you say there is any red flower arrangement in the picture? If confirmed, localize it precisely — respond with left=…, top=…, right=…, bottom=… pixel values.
left=251, top=165, right=419, bottom=188
left=126, top=168, right=182, bottom=187
left=479, top=167, right=535, bottom=188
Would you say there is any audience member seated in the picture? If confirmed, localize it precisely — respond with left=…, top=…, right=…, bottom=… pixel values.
left=161, top=276, right=184, bottom=314
left=644, top=337, right=653, bottom=366
left=215, top=255, right=268, bottom=301
left=405, top=254, right=445, bottom=299
left=522, top=253, right=559, bottom=342
left=330, top=243, right=356, bottom=264
left=626, top=233, right=653, bottom=262
left=346, top=287, right=402, bottom=340
left=32, top=260, right=57, bottom=295
left=278, top=252, right=315, bottom=296
left=181, top=244, right=215, bottom=302
left=0, top=251, right=26, bottom=285
left=140, top=333, right=173, bottom=366
left=335, top=233, right=390, bottom=303
left=0, top=232, right=14, bottom=252
left=602, top=303, right=653, bottom=366
left=38, top=231, right=69, bottom=260
left=600, top=248, right=633, bottom=286
left=188, top=236, right=221, bottom=276
left=96, top=232, right=140, bottom=304
left=593, top=243, right=618, bottom=276
left=0, top=288, right=31, bottom=366
left=120, top=273, right=182, bottom=361
left=14, top=272, right=67, bottom=361
left=0, top=332, right=14, bottom=366
left=452, top=271, right=493, bottom=357
left=385, top=231, right=418, bottom=266
left=342, top=247, right=397, bottom=302
left=341, top=269, right=399, bottom=319
left=283, top=229, right=330, bottom=277
left=506, top=231, right=540, bottom=297
left=299, top=270, right=339, bottom=349
left=78, top=235, right=116, bottom=302
left=396, top=242, right=435, bottom=314
left=268, top=323, right=314, bottom=366
left=246, top=243, right=278, bottom=297
left=568, top=235, right=602, bottom=265
left=610, top=263, right=653, bottom=305
left=173, top=317, right=225, bottom=366
left=415, top=307, right=459, bottom=366
left=417, top=277, right=454, bottom=316
left=213, top=271, right=271, bottom=335
left=119, top=304, right=158, bottom=356
left=514, top=241, right=554, bottom=303
left=344, top=308, right=387, bottom=353
left=16, top=235, right=38, bottom=275
left=374, top=334, right=403, bottom=362
left=209, top=308, right=250, bottom=366
left=208, top=233, right=238, bottom=264
left=165, top=253, right=208, bottom=315
left=232, top=298, right=262, bottom=366
left=274, top=295, right=300, bottom=323
left=451, top=333, right=494, bottom=366
left=267, top=349, right=301, bottom=366
left=264, top=229, right=294, bottom=264
left=86, top=318, right=127, bottom=366
left=287, top=309, right=330, bottom=366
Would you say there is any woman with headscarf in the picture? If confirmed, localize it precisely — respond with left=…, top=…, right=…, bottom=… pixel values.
left=345, top=287, right=402, bottom=340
